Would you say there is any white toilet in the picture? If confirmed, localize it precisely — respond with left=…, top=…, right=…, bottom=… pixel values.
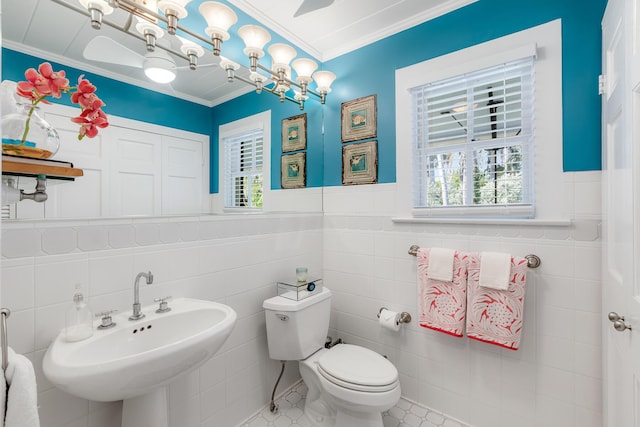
left=263, top=287, right=401, bottom=427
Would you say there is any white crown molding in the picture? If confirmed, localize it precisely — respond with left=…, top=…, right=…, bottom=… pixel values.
left=322, top=0, right=478, bottom=61
left=227, top=0, right=323, bottom=60
left=229, top=0, right=477, bottom=62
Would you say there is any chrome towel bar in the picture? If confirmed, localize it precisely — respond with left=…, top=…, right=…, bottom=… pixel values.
left=407, top=245, right=541, bottom=269
left=1, top=308, right=10, bottom=372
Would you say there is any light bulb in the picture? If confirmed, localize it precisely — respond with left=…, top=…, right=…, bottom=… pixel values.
left=313, top=70, right=336, bottom=93
left=292, top=58, right=318, bottom=84
left=268, top=43, right=297, bottom=69
left=238, top=25, right=271, bottom=57
left=199, top=2, right=237, bottom=41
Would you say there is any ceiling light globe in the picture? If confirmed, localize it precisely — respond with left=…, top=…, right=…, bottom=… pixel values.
left=238, top=25, right=271, bottom=57
left=144, top=66, right=176, bottom=84
left=199, top=1, right=237, bottom=40
left=144, top=51, right=177, bottom=84
left=313, top=70, right=336, bottom=93
left=292, top=58, right=318, bottom=83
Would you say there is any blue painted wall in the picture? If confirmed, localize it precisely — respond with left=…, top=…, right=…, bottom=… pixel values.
left=213, top=0, right=606, bottom=190
left=1, top=49, right=212, bottom=137
left=319, top=0, right=607, bottom=185
left=4, top=0, right=606, bottom=194
left=209, top=92, right=324, bottom=193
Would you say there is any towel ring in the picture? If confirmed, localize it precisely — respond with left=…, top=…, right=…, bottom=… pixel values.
left=1, top=308, right=11, bottom=372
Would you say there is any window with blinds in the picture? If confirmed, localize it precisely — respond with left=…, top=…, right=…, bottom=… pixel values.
left=223, top=129, right=264, bottom=209
left=411, top=56, right=535, bottom=215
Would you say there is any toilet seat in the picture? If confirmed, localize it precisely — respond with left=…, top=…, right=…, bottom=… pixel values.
left=317, top=344, right=398, bottom=393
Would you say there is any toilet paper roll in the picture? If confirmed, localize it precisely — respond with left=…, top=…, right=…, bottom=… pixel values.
left=378, top=308, right=401, bottom=332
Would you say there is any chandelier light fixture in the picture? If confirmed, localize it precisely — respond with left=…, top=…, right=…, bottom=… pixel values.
left=66, top=0, right=336, bottom=109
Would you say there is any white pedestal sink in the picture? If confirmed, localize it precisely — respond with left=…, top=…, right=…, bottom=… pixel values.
left=43, top=298, right=237, bottom=427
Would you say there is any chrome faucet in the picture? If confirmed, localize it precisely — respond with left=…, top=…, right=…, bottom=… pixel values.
left=129, top=271, right=154, bottom=321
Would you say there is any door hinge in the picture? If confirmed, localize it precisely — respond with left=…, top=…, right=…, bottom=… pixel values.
left=599, top=74, right=606, bottom=95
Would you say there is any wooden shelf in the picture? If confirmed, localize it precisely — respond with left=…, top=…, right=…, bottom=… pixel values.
left=2, top=155, right=83, bottom=181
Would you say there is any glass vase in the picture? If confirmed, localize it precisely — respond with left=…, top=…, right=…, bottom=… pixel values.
left=2, top=103, right=60, bottom=159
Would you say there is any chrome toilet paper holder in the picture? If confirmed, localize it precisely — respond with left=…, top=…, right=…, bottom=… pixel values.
left=377, top=307, right=412, bottom=325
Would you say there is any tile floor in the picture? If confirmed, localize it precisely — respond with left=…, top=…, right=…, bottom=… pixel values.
left=241, top=381, right=469, bottom=427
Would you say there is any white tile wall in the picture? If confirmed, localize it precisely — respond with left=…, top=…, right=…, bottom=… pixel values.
left=0, top=170, right=602, bottom=427
left=322, top=173, right=603, bottom=427
left=1, top=213, right=322, bottom=427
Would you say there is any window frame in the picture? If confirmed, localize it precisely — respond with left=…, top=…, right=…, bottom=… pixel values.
left=217, top=110, right=271, bottom=213
left=412, top=55, right=536, bottom=214
left=395, top=20, right=564, bottom=221
left=223, top=129, right=264, bottom=209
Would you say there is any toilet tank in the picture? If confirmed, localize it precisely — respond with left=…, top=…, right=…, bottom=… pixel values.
left=263, top=287, right=332, bottom=360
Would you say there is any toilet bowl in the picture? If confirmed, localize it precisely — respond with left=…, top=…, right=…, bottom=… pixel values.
left=299, top=344, right=400, bottom=427
left=263, top=287, right=401, bottom=427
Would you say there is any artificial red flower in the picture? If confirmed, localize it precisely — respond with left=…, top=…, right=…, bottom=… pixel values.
left=70, top=75, right=99, bottom=109
left=15, top=62, right=109, bottom=143
left=71, top=107, right=109, bottom=140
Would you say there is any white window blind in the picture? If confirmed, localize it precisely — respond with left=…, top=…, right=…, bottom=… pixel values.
left=224, top=129, right=264, bottom=208
left=411, top=56, right=535, bottom=216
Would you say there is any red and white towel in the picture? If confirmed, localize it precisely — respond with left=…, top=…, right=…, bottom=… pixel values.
left=466, top=253, right=528, bottom=350
left=417, top=248, right=469, bottom=337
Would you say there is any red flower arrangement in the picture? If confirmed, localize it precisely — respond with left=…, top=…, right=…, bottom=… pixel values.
left=16, top=62, right=109, bottom=142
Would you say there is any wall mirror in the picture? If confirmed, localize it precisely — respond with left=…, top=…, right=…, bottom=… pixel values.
left=1, top=0, right=327, bottom=220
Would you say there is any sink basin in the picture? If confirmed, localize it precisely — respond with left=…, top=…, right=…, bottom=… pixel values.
left=43, top=297, right=236, bottom=402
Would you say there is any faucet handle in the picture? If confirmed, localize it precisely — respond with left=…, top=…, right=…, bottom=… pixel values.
left=95, top=309, right=117, bottom=329
left=154, top=296, right=172, bottom=313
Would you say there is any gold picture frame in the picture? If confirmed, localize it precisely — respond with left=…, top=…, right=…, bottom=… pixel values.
left=342, top=141, right=377, bottom=185
left=281, top=152, right=306, bottom=189
left=282, top=113, right=307, bottom=152
left=341, top=94, right=377, bottom=142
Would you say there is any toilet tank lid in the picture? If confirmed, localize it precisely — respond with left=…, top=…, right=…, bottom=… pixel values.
left=263, top=287, right=331, bottom=312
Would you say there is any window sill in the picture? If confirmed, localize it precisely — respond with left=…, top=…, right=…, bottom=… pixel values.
left=391, top=217, right=572, bottom=227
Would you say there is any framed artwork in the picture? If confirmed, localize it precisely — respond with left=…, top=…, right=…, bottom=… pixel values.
left=341, top=94, right=377, bottom=142
left=282, top=113, right=307, bottom=152
left=342, top=141, right=377, bottom=185
left=281, top=152, right=306, bottom=189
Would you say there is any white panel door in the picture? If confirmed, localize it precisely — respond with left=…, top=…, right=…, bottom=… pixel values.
left=602, top=0, right=640, bottom=425
left=109, top=127, right=162, bottom=216
left=161, top=135, right=203, bottom=215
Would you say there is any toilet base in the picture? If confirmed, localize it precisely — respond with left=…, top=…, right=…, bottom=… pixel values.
left=302, top=393, right=336, bottom=427
left=335, top=409, right=384, bottom=427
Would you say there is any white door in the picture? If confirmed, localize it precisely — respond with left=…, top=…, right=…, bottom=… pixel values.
left=602, top=0, right=640, bottom=425
left=108, top=127, right=162, bottom=216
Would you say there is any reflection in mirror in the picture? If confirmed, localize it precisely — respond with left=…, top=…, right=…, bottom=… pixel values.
left=1, top=0, right=328, bottom=220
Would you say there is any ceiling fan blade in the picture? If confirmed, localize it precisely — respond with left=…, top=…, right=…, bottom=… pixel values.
left=294, top=0, right=335, bottom=17
left=83, top=36, right=144, bottom=68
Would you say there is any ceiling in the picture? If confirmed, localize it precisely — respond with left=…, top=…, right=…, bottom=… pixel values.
left=1, top=0, right=475, bottom=107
